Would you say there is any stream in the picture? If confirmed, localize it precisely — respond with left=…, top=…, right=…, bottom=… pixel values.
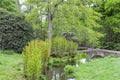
left=46, top=66, right=67, bottom=80
left=46, top=58, right=89, bottom=80
left=46, top=66, right=75, bottom=80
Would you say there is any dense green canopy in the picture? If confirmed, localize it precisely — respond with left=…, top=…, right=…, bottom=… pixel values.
left=25, top=0, right=103, bottom=47
left=0, top=0, right=19, bottom=12
left=93, top=0, right=120, bottom=50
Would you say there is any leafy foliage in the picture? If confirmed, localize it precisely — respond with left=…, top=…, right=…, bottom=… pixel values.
left=25, top=6, right=48, bottom=40
left=62, top=32, right=78, bottom=43
left=64, top=65, right=74, bottom=75
left=74, top=53, right=88, bottom=60
left=48, top=57, right=67, bottom=67
left=22, top=40, right=50, bottom=80
left=94, top=0, right=120, bottom=50
left=74, top=53, right=88, bottom=64
left=51, top=37, right=78, bottom=57
left=52, top=0, right=103, bottom=47
left=0, top=9, right=34, bottom=53
left=52, top=37, right=68, bottom=57
left=25, top=0, right=103, bottom=47
left=0, top=0, right=19, bottom=12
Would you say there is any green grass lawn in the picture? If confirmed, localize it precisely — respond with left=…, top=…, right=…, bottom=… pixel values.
left=0, top=52, right=23, bottom=80
left=74, top=57, right=120, bottom=80
left=1, top=51, right=120, bottom=80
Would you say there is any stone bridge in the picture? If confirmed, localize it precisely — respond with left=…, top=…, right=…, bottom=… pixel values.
left=77, top=49, right=120, bottom=59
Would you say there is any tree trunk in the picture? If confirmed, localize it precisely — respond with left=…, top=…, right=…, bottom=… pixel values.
left=48, top=2, right=52, bottom=40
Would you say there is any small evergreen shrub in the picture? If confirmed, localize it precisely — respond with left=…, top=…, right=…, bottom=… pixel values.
left=0, top=9, right=34, bottom=53
left=22, top=40, right=50, bottom=80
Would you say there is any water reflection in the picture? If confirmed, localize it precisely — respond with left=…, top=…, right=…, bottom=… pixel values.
left=46, top=66, right=67, bottom=80
left=67, top=78, right=75, bottom=80
left=46, top=66, right=76, bottom=80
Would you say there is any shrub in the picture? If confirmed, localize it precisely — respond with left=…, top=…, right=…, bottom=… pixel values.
left=0, top=9, right=34, bottom=53
left=48, top=57, right=67, bottom=67
left=22, top=40, right=50, bottom=80
left=52, top=37, right=78, bottom=57
left=67, top=41, right=78, bottom=56
left=0, top=0, right=18, bottom=12
left=64, top=65, right=74, bottom=75
left=39, top=74, right=47, bottom=80
left=103, top=42, right=120, bottom=51
left=74, top=53, right=88, bottom=64
left=52, top=37, right=68, bottom=57
left=113, top=43, right=120, bottom=51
